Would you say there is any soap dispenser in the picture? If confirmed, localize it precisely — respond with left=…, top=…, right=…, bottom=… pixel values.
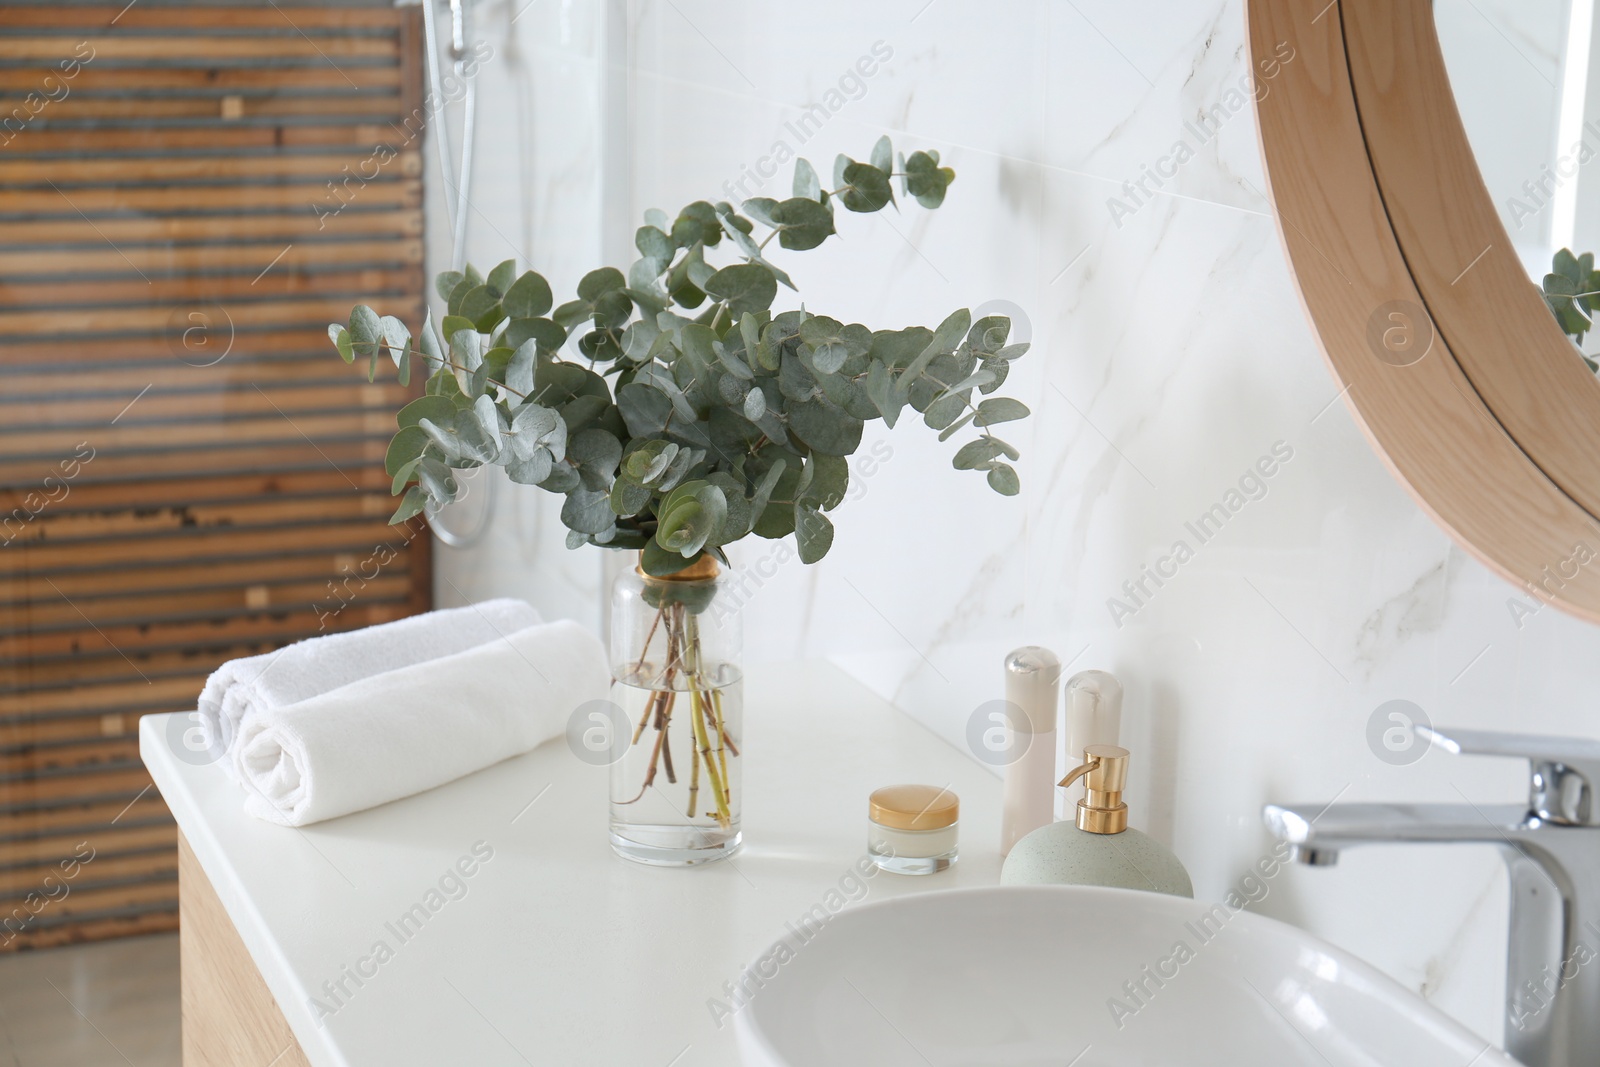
left=1000, top=745, right=1193, bottom=897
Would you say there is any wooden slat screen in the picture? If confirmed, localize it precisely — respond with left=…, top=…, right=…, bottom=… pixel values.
left=0, top=0, right=429, bottom=950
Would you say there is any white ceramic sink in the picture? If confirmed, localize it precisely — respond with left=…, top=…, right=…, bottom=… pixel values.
left=735, top=886, right=1518, bottom=1066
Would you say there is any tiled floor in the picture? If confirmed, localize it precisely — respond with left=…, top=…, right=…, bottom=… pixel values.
left=0, top=934, right=180, bottom=1067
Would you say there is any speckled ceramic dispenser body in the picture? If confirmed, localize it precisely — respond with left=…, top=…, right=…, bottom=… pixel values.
left=1000, top=822, right=1193, bottom=896
left=1001, top=743, right=1192, bottom=896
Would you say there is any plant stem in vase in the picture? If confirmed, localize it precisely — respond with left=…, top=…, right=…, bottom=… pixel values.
left=609, top=554, right=742, bottom=866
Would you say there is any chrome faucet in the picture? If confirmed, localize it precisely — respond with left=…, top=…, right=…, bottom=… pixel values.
left=1263, top=726, right=1600, bottom=1067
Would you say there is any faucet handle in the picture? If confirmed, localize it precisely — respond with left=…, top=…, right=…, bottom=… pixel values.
left=1420, top=725, right=1600, bottom=826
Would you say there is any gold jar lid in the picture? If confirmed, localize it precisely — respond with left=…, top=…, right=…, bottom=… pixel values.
left=869, top=785, right=959, bottom=830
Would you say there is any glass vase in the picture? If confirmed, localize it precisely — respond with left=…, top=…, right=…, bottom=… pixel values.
left=608, top=553, right=742, bottom=866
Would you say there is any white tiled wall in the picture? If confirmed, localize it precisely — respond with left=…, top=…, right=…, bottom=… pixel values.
left=437, top=0, right=1600, bottom=1047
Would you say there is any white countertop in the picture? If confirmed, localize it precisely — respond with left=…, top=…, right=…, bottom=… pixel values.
left=140, top=660, right=1004, bottom=1067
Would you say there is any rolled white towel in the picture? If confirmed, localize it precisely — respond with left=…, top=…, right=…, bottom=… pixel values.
left=197, top=598, right=540, bottom=771
left=232, top=619, right=607, bottom=826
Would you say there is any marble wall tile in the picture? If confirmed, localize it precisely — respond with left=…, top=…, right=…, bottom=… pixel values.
left=445, top=0, right=1600, bottom=1048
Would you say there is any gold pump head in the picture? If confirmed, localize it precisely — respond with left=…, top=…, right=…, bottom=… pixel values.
left=1057, top=744, right=1130, bottom=835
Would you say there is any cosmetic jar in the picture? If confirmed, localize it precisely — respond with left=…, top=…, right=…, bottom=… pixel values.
left=867, top=784, right=959, bottom=875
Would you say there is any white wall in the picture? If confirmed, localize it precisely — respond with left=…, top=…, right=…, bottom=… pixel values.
left=437, top=0, right=1600, bottom=1047
left=418, top=0, right=609, bottom=630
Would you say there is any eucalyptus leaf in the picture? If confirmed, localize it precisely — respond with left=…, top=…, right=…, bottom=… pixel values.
left=865, top=360, right=904, bottom=428
left=502, top=271, right=554, bottom=318
left=397, top=394, right=457, bottom=429
left=635, top=225, right=674, bottom=264
left=569, top=428, right=622, bottom=490
left=987, top=462, right=1020, bottom=496
left=384, top=425, right=429, bottom=476
left=904, top=149, right=956, bottom=209
left=562, top=488, right=617, bottom=535
left=765, top=197, right=835, bottom=251
left=329, top=323, right=354, bottom=364
left=435, top=271, right=465, bottom=303
left=870, top=135, right=893, bottom=176
left=974, top=397, right=1031, bottom=426
left=459, top=285, right=505, bottom=332
left=797, top=453, right=849, bottom=511
left=787, top=397, right=863, bottom=456
left=390, top=486, right=427, bottom=524
left=485, top=260, right=517, bottom=298
left=838, top=162, right=893, bottom=212
left=332, top=138, right=1034, bottom=564
left=705, top=262, right=777, bottom=318
left=577, top=267, right=626, bottom=302
left=793, top=157, right=822, bottom=201
left=348, top=305, right=382, bottom=362
left=953, top=436, right=1017, bottom=469
left=794, top=505, right=834, bottom=563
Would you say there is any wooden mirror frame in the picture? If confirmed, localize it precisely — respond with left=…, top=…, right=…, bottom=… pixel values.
left=1248, top=0, right=1600, bottom=623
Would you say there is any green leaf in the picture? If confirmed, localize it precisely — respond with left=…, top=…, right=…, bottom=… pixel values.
left=748, top=457, right=787, bottom=529
left=610, top=476, right=653, bottom=517
left=672, top=201, right=724, bottom=248
left=937, top=408, right=977, bottom=442
left=552, top=299, right=593, bottom=329
left=390, top=486, right=427, bottom=524
left=798, top=315, right=851, bottom=374
left=967, top=315, right=1011, bottom=355
left=787, top=397, right=863, bottom=456
left=794, top=505, right=834, bottom=563
left=391, top=457, right=422, bottom=494
left=418, top=311, right=445, bottom=375
left=562, top=488, right=616, bottom=535
left=617, top=382, right=673, bottom=438
left=504, top=316, right=566, bottom=354
left=538, top=462, right=582, bottom=494
left=923, top=391, right=969, bottom=430
left=869, top=135, right=893, bottom=176
left=635, top=225, right=674, bottom=264
left=378, top=315, right=411, bottom=385
left=865, top=359, right=904, bottom=428
left=953, top=436, right=1019, bottom=469
left=641, top=540, right=699, bottom=577
left=459, top=285, right=506, bottom=332
left=435, top=270, right=465, bottom=303
left=577, top=267, right=626, bottom=302
left=987, top=462, right=1020, bottom=496
left=899, top=308, right=971, bottom=389
left=568, top=428, right=622, bottom=490
left=397, top=394, right=457, bottom=429
left=838, top=161, right=893, bottom=212
left=348, top=305, right=382, bottom=362
left=384, top=425, right=429, bottom=477
left=502, top=271, right=554, bottom=318
left=793, top=157, right=822, bottom=201
left=450, top=328, right=482, bottom=373
left=766, top=197, right=835, bottom=251
left=904, top=149, right=956, bottom=209
left=441, top=314, right=475, bottom=345
left=712, top=208, right=798, bottom=290
left=446, top=276, right=474, bottom=317
left=505, top=339, right=537, bottom=396
left=329, top=323, right=354, bottom=364
left=415, top=456, right=459, bottom=505
left=704, top=262, right=777, bottom=318
left=797, top=453, right=849, bottom=511
left=486, top=259, right=517, bottom=298
left=974, top=397, right=1030, bottom=426
left=739, top=197, right=780, bottom=228
left=743, top=388, right=767, bottom=421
